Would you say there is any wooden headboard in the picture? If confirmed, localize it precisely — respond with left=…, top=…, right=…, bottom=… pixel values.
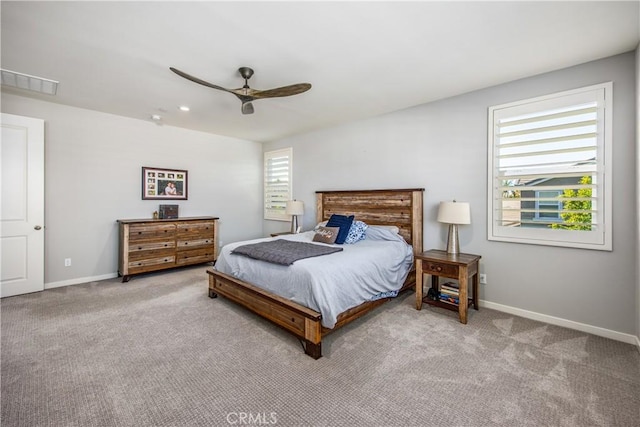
left=315, top=188, right=424, bottom=254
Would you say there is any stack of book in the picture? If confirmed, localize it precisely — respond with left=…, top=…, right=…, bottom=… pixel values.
left=438, top=282, right=459, bottom=305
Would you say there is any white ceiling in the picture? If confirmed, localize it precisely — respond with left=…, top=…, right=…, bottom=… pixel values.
left=2, top=1, right=638, bottom=143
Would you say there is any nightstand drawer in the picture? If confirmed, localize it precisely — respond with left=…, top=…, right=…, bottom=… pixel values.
left=423, top=261, right=458, bottom=278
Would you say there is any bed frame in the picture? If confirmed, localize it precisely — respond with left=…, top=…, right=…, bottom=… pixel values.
left=206, top=188, right=424, bottom=359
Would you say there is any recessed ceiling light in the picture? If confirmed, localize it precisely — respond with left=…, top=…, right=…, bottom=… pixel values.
left=178, top=105, right=190, bottom=112
left=150, top=114, right=164, bottom=126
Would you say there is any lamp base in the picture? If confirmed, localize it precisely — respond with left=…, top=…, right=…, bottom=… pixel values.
left=446, top=224, right=460, bottom=255
left=290, top=215, right=299, bottom=234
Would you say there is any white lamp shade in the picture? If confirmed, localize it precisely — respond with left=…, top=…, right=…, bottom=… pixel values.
left=285, top=200, right=304, bottom=216
left=437, top=201, right=470, bottom=225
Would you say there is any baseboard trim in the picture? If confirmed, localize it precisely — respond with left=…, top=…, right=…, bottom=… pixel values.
left=479, top=300, right=638, bottom=345
left=45, top=273, right=118, bottom=290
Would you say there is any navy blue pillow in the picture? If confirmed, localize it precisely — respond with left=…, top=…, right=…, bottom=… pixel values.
left=326, top=214, right=354, bottom=244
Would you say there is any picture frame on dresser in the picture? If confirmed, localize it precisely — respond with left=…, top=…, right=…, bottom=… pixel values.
left=142, top=166, right=188, bottom=200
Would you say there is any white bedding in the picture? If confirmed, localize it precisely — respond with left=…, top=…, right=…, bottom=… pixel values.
left=214, top=227, right=414, bottom=328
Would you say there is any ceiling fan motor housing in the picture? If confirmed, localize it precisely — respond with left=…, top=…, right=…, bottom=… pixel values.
left=238, top=67, right=254, bottom=80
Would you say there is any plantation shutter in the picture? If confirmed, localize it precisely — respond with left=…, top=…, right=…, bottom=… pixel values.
left=488, top=83, right=612, bottom=250
left=264, top=148, right=292, bottom=220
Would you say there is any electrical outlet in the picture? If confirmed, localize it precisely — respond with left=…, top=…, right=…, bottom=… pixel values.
left=479, top=274, right=487, bottom=284
left=64, top=258, right=71, bottom=267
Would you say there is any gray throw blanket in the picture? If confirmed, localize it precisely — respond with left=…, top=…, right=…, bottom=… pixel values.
left=231, top=239, right=343, bottom=266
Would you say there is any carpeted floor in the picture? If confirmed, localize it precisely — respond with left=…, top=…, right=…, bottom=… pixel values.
left=2, top=265, right=639, bottom=426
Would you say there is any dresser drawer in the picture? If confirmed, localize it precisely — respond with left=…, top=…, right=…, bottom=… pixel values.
left=177, top=221, right=215, bottom=237
left=129, top=247, right=174, bottom=262
left=423, top=261, right=458, bottom=278
left=176, top=247, right=216, bottom=265
left=129, top=223, right=175, bottom=241
left=176, top=238, right=215, bottom=250
left=128, top=240, right=176, bottom=253
left=128, top=255, right=176, bottom=274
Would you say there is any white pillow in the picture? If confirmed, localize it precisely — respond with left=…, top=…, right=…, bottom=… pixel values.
left=368, top=224, right=400, bottom=234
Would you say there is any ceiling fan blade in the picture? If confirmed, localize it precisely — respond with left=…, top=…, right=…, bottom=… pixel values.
left=251, top=83, right=312, bottom=99
left=169, top=67, right=232, bottom=94
left=241, top=102, right=254, bottom=115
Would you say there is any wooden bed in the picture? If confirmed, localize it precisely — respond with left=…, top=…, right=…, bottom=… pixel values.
left=206, top=188, right=424, bottom=359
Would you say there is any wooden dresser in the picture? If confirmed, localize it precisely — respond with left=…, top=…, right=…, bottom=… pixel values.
left=118, top=216, right=219, bottom=282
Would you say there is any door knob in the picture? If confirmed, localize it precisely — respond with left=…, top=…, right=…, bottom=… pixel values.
left=34, top=225, right=42, bottom=230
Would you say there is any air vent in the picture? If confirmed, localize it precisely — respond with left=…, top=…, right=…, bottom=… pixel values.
left=1, top=69, right=58, bottom=95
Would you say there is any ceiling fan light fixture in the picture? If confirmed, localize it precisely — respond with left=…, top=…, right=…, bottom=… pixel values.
left=170, top=65, right=311, bottom=115
left=1, top=68, right=58, bottom=95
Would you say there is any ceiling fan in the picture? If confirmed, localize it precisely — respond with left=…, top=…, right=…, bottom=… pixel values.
left=169, top=66, right=311, bottom=115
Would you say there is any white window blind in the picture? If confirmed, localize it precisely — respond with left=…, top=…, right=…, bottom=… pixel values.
left=264, top=148, right=292, bottom=221
left=488, top=83, right=612, bottom=250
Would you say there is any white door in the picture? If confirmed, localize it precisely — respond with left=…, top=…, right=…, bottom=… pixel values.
left=1, top=113, right=45, bottom=297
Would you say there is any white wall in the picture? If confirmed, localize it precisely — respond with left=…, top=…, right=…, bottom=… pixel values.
left=264, top=52, right=638, bottom=340
left=1, top=93, right=264, bottom=286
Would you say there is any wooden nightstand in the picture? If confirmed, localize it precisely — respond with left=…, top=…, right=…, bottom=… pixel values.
left=270, top=231, right=294, bottom=237
left=415, top=249, right=481, bottom=324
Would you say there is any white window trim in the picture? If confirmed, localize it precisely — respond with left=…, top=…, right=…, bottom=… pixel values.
left=487, top=82, right=613, bottom=251
left=264, top=147, right=292, bottom=221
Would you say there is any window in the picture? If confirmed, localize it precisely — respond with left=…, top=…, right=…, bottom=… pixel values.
left=264, top=148, right=292, bottom=221
left=487, top=83, right=612, bottom=250
left=534, top=190, right=562, bottom=222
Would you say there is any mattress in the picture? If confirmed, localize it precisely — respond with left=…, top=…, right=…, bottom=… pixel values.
left=214, top=226, right=414, bottom=328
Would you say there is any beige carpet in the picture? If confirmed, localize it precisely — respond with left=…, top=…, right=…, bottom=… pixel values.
left=2, top=265, right=639, bottom=426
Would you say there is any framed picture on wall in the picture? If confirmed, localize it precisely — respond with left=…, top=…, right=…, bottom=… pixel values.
left=142, top=166, right=188, bottom=200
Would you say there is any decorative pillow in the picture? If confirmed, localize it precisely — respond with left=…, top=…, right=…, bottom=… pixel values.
left=314, top=221, right=328, bottom=230
left=325, top=214, right=354, bottom=244
left=312, top=226, right=340, bottom=244
left=344, top=220, right=368, bottom=244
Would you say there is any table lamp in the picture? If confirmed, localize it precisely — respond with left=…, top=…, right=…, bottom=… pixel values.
left=285, top=200, right=304, bottom=233
left=437, top=200, right=471, bottom=255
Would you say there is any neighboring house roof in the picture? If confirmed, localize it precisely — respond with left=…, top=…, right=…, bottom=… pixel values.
left=504, top=159, right=596, bottom=187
